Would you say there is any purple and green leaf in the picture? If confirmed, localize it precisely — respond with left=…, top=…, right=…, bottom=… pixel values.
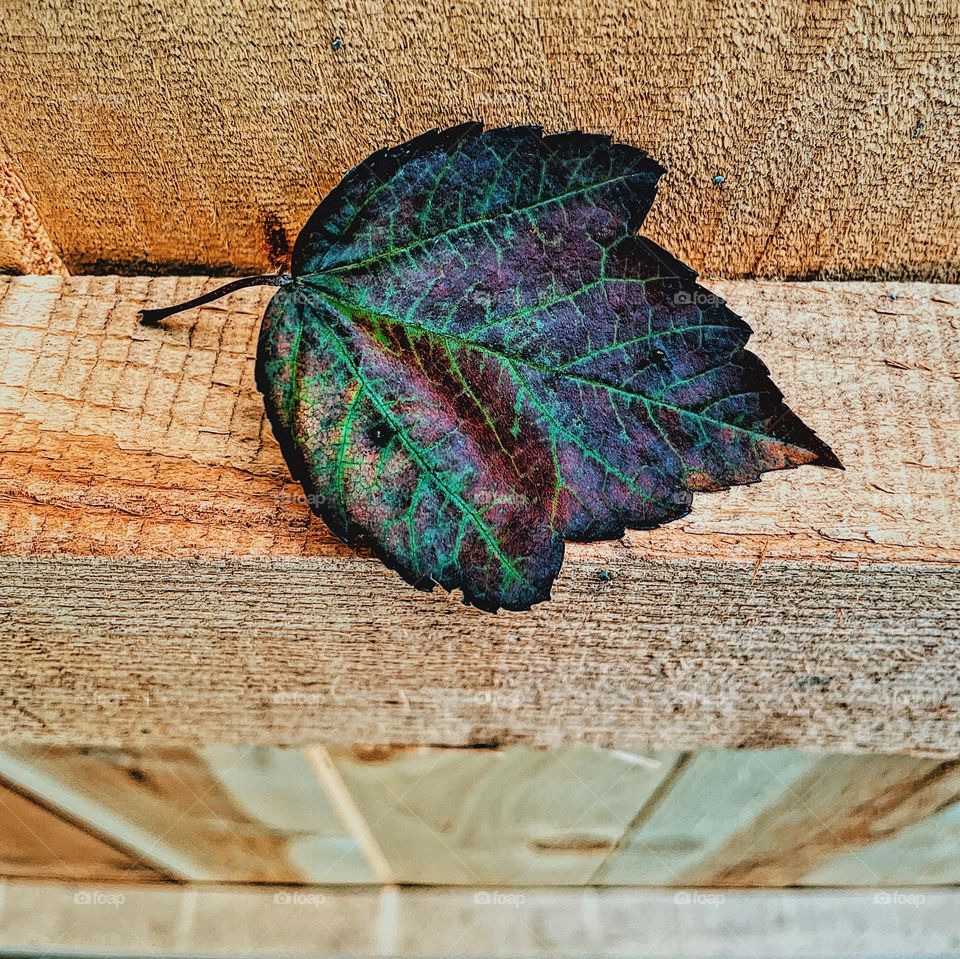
left=148, top=124, right=842, bottom=611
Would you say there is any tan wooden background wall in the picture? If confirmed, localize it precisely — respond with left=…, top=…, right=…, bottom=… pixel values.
left=0, top=0, right=957, bottom=279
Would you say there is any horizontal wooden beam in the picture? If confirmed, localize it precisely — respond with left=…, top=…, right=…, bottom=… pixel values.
left=4, top=556, right=958, bottom=752
left=0, top=277, right=957, bottom=751
left=0, top=882, right=957, bottom=958
left=2, top=746, right=958, bottom=887
left=2, top=2, right=958, bottom=281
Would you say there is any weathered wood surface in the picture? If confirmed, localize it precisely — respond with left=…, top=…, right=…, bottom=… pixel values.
left=328, top=746, right=684, bottom=885
left=0, top=144, right=65, bottom=276
left=1, top=882, right=957, bottom=958
left=0, top=781, right=160, bottom=882
left=0, top=2, right=957, bottom=280
left=0, top=276, right=957, bottom=751
left=0, top=746, right=957, bottom=886
left=0, top=745, right=374, bottom=882
left=5, top=557, right=958, bottom=752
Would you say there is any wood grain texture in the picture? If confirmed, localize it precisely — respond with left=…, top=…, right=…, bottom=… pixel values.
left=1, top=275, right=958, bottom=567
left=0, top=144, right=66, bottom=275
left=0, top=2, right=957, bottom=280
left=802, top=790, right=960, bottom=885
left=0, top=745, right=375, bottom=882
left=673, top=755, right=960, bottom=886
left=3, top=556, right=958, bottom=752
left=329, top=746, right=683, bottom=884
left=596, top=750, right=960, bottom=885
left=0, top=781, right=162, bottom=882
left=1, top=882, right=958, bottom=958
left=0, top=275, right=957, bottom=751
left=594, top=750, right=824, bottom=884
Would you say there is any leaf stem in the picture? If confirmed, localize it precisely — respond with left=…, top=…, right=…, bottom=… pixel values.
left=139, top=273, right=292, bottom=326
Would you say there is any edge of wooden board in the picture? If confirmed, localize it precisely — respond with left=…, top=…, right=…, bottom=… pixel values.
left=4, top=555, right=958, bottom=753
left=0, top=882, right=958, bottom=958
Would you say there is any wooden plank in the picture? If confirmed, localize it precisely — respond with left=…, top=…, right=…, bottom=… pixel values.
left=0, top=782, right=162, bottom=882
left=802, top=773, right=960, bottom=886
left=595, top=750, right=824, bottom=884
left=600, top=752, right=960, bottom=886
left=2, top=275, right=957, bottom=567
left=329, top=745, right=683, bottom=884
left=0, top=275, right=957, bottom=751
left=1, top=745, right=958, bottom=887
left=3, top=557, right=959, bottom=753
left=675, top=755, right=960, bottom=886
left=0, top=745, right=955, bottom=887
left=0, top=746, right=376, bottom=882
left=0, top=882, right=957, bottom=958
left=1, top=3, right=958, bottom=281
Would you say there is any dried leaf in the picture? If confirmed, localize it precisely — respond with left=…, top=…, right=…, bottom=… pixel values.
left=153, top=124, right=843, bottom=611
